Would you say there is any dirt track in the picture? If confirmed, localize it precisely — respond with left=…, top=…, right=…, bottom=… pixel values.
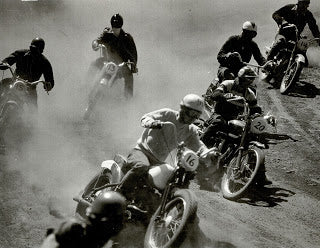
left=0, top=1, right=320, bottom=248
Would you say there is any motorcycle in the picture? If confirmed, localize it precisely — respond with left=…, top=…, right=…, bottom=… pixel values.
left=198, top=95, right=276, bottom=201
left=73, top=122, right=216, bottom=247
left=83, top=43, right=135, bottom=120
left=262, top=26, right=319, bottom=94
left=0, top=64, right=48, bottom=153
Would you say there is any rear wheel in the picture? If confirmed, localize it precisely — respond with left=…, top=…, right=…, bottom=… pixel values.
left=144, top=189, right=197, bottom=248
left=75, top=169, right=112, bottom=218
left=280, top=61, right=303, bottom=94
left=221, top=148, right=264, bottom=201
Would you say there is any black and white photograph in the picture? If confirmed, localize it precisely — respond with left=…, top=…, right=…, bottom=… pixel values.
left=0, top=0, right=319, bottom=247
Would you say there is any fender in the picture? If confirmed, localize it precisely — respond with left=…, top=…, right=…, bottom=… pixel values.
left=248, top=146, right=266, bottom=165
left=0, top=100, right=20, bottom=122
left=295, top=54, right=306, bottom=65
left=101, top=160, right=123, bottom=183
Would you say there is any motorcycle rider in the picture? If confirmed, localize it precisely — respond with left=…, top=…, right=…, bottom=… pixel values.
left=215, top=21, right=266, bottom=84
left=266, top=0, right=320, bottom=70
left=0, top=37, right=54, bottom=108
left=91, top=13, right=138, bottom=99
left=202, top=66, right=272, bottom=186
left=272, top=0, right=320, bottom=44
left=40, top=191, right=126, bottom=248
left=116, top=94, right=219, bottom=206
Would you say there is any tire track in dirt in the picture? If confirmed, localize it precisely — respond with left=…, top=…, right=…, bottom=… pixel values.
left=264, top=88, right=320, bottom=151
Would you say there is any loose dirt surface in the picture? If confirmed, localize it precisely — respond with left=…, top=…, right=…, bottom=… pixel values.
left=0, top=1, right=319, bottom=248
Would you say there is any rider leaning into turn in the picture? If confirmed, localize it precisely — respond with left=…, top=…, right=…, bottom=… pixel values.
left=0, top=37, right=54, bottom=107
left=116, top=94, right=219, bottom=206
left=202, top=66, right=272, bottom=186
left=215, top=21, right=266, bottom=84
left=93, top=13, right=138, bottom=99
left=272, top=0, right=320, bottom=43
left=268, top=0, right=320, bottom=66
left=40, top=191, right=126, bottom=248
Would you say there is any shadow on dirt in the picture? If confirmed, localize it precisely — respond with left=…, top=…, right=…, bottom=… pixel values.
left=287, top=80, right=320, bottom=98
left=184, top=216, right=237, bottom=248
left=260, top=132, right=300, bottom=144
left=263, top=79, right=320, bottom=98
left=237, top=186, right=296, bottom=207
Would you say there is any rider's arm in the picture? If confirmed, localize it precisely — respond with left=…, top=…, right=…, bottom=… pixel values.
left=217, top=36, right=238, bottom=66
left=42, top=57, right=55, bottom=90
left=140, top=108, right=173, bottom=128
left=251, top=41, right=267, bottom=66
left=124, top=33, right=138, bottom=65
left=306, top=11, right=320, bottom=40
left=2, top=50, right=25, bottom=66
left=272, top=4, right=294, bottom=26
left=96, top=27, right=114, bottom=45
left=246, top=88, right=262, bottom=114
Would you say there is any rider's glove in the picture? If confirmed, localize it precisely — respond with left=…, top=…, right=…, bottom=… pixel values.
left=131, top=63, right=138, bottom=73
left=223, top=93, right=234, bottom=99
left=149, top=120, right=163, bottom=129
left=43, top=82, right=53, bottom=92
left=227, top=52, right=242, bottom=63
left=264, top=114, right=277, bottom=127
left=262, top=60, right=274, bottom=72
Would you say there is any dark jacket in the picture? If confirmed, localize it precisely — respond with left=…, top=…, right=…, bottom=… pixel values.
left=41, top=217, right=121, bottom=248
left=272, top=4, right=320, bottom=38
left=2, top=49, right=54, bottom=88
left=217, top=35, right=266, bottom=71
left=97, top=27, right=137, bottom=65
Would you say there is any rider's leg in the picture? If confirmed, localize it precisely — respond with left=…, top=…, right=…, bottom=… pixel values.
left=117, top=148, right=151, bottom=201
left=256, top=163, right=272, bottom=186
left=122, top=68, right=133, bottom=99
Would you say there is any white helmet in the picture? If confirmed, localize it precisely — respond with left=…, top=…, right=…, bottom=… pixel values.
left=180, top=94, right=204, bottom=113
left=242, top=21, right=257, bottom=32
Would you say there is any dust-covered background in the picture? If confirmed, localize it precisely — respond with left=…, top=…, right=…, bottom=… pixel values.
left=1, top=0, right=320, bottom=247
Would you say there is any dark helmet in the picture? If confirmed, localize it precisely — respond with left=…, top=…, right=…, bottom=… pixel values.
left=86, top=191, right=126, bottom=223
left=30, top=37, right=45, bottom=53
left=110, top=13, right=123, bottom=28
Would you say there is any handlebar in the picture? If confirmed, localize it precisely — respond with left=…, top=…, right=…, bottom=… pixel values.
left=226, top=95, right=246, bottom=103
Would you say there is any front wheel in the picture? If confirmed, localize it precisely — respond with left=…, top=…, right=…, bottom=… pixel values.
left=221, top=148, right=264, bottom=201
left=280, top=61, right=303, bottom=94
left=75, top=168, right=112, bottom=218
left=144, top=189, right=197, bottom=248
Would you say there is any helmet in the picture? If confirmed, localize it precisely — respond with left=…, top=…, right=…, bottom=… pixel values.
left=180, top=94, right=204, bottom=113
left=238, top=66, right=258, bottom=83
left=242, top=21, right=257, bottom=33
left=87, top=191, right=126, bottom=220
left=30, top=37, right=45, bottom=53
left=110, top=14, right=123, bottom=28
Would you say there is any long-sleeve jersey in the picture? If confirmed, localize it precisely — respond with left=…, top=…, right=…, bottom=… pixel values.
left=217, top=35, right=266, bottom=69
left=272, top=4, right=320, bottom=38
left=2, top=49, right=54, bottom=88
left=136, top=108, right=205, bottom=163
left=211, top=79, right=261, bottom=120
left=97, top=27, right=137, bottom=65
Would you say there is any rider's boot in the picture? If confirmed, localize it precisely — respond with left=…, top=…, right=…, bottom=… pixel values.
left=256, top=169, right=272, bottom=187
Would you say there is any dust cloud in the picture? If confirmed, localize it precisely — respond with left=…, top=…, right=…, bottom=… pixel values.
left=0, top=0, right=319, bottom=228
